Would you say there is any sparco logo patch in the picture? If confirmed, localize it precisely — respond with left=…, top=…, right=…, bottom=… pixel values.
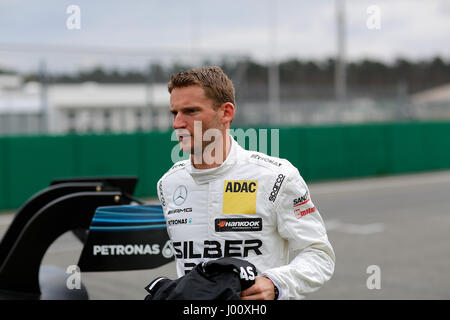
left=215, top=218, right=263, bottom=232
left=269, top=174, right=285, bottom=202
left=223, top=180, right=258, bottom=214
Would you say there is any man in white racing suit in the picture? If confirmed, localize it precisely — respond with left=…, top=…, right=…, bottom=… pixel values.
left=157, top=66, right=335, bottom=300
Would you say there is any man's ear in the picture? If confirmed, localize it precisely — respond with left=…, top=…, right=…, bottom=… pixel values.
left=220, top=102, right=235, bottom=126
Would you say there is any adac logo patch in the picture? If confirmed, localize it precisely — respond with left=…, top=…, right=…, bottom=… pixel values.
left=223, top=180, right=257, bottom=214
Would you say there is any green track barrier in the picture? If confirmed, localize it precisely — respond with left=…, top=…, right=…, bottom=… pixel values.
left=0, top=121, right=449, bottom=211
left=0, top=138, right=7, bottom=210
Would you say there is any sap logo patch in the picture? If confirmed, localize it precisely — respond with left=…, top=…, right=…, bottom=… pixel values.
left=223, top=180, right=257, bottom=214
left=293, top=191, right=310, bottom=207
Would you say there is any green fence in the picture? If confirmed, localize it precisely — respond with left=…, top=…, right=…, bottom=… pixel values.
left=278, top=122, right=450, bottom=180
left=1, top=121, right=449, bottom=211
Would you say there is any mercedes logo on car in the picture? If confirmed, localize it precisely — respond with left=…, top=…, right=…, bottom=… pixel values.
left=173, top=185, right=188, bottom=206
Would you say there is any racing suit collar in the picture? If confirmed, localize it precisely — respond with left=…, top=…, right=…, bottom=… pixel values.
left=185, top=135, right=242, bottom=184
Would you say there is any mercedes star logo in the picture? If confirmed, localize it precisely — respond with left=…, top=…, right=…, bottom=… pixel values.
left=173, top=185, right=188, bottom=206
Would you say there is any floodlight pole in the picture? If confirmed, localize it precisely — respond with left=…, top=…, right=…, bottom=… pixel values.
left=268, top=1, right=281, bottom=125
left=335, top=0, right=347, bottom=103
left=39, top=60, right=49, bottom=134
left=147, top=65, right=155, bottom=131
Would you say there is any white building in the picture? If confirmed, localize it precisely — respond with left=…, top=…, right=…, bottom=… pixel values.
left=0, top=75, right=171, bottom=135
left=0, top=76, right=43, bottom=135
left=411, top=83, right=450, bottom=120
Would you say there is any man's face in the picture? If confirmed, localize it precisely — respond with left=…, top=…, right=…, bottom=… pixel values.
left=170, top=85, right=223, bottom=154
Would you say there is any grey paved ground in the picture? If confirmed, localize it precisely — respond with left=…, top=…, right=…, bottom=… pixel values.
left=1, top=170, right=449, bottom=299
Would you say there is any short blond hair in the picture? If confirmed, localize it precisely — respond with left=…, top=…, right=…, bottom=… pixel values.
left=168, top=66, right=235, bottom=108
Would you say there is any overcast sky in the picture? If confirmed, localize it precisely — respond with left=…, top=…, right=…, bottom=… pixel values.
left=1, top=0, right=450, bottom=73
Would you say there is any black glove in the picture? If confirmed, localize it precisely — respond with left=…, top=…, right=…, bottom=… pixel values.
left=144, top=257, right=258, bottom=300
left=201, top=257, right=257, bottom=291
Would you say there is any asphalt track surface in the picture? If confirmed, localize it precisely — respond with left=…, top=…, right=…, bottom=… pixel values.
left=1, top=170, right=449, bottom=300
